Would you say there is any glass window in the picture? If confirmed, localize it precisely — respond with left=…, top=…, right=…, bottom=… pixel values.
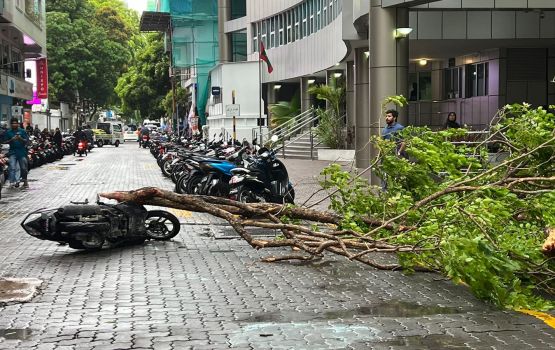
left=261, top=20, right=267, bottom=46
left=287, top=11, right=292, bottom=43
left=444, top=67, right=462, bottom=99
left=419, top=72, right=432, bottom=101
left=316, top=0, right=321, bottom=30
left=466, top=62, right=489, bottom=97
left=270, top=17, right=275, bottom=48
left=301, top=2, right=308, bottom=38
left=252, top=23, right=258, bottom=52
left=2, top=43, right=9, bottom=73
left=323, top=2, right=327, bottom=27
left=278, top=14, right=284, bottom=46
left=294, top=7, right=300, bottom=40
left=309, top=0, right=314, bottom=35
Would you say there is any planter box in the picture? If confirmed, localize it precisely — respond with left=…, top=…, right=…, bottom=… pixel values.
left=318, top=149, right=355, bottom=161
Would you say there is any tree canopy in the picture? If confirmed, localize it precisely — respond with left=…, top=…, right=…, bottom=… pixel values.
left=46, top=0, right=137, bottom=113
left=115, top=34, right=171, bottom=121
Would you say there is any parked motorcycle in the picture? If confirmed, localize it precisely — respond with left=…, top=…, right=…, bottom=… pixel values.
left=229, top=136, right=295, bottom=204
left=21, top=198, right=181, bottom=250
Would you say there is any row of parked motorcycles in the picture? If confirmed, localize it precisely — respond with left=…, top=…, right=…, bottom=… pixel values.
left=0, top=135, right=76, bottom=199
left=148, top=134, right=295, bottom=204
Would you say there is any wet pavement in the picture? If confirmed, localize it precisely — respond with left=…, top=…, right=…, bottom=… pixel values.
left=0, top=143, right=554, bottom=349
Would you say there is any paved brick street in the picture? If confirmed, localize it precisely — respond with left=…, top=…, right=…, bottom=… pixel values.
left=0, top=143, right=553, bottom=349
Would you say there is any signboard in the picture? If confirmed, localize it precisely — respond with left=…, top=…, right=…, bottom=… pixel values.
left=36, top=58, right=48, bottom=99
left=211, top=86, right=221, bottom=96
left=225, top=104, right=240, bottom=117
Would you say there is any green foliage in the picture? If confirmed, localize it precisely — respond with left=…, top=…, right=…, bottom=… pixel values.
left=47, top=0, right=137, bottom=111
left=309, top=76, right=346, bottom=148
left=320, top=103, right=555, bottom=310
left=162, top=87, right=191, bottom=119
left=115, top=34, right=171, bottom=120
left=269, top=94, right=300, bottom=128
left=314, top=109, right=344, bottom=149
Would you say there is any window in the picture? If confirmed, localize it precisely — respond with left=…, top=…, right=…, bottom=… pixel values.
left=329, top=1, right=333, bottom=23
left=252, top=23, right=258, bottom=52
left=316, top=0, right=321, bottom=30
left=2, top=43, right=9, bottom=73
left=408, top=72, right=432, bottom=101
left=466, top=62, right=489, bottom=98
left=323, top=2, right=327, bottom=27
left=270, top=17, right=275, bottom=48
left=261, top=20, right=267, bottom=47
left=301, top=3, right=306, bottom=38
left=287, top=11, right=292, bottom=43
left=309, top=0, right=314, bottom=36
left=444, top=67, right=462, bottom=99
left=12, top=50, right=22, bottom=77
left=294, top=7, right=300, bottom=40
left=278, top=14, right=284, bottom=46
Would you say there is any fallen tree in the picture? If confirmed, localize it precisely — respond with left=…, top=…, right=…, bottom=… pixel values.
left=101, top=102, right=555, bottom=310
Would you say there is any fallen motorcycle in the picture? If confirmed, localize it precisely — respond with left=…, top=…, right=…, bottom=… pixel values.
left=21, top=197, right=180, bottom=250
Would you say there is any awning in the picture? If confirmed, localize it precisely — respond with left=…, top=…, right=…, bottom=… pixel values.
left=140, top=11, right=171, bottom=32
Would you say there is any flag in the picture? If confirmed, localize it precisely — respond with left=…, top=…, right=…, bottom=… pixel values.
left=259, top=41, right=273, bottom=74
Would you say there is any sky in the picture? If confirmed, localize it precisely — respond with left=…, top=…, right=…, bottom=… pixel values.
left=126, top=0, right=147, bottom=14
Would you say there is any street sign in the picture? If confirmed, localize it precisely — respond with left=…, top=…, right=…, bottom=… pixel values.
left=211, top=86, right=221, bottom=96
left=225, top=104, right=240, bottom=117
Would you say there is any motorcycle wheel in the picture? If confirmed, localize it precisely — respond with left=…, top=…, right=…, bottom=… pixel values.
left=236, top=185, right=261, bottom=203
left=68, top=233, right=105, bottom=250
left=145, top=211, right=180, bottom=241
left=175, top=174, right=189, bottom=194
left=187, top=174, right=204, bottom=194
left=161, top=159, right=172, bottom=177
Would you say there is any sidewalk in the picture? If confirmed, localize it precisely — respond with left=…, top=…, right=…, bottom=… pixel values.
left=0, top=144, right=553, bottom=349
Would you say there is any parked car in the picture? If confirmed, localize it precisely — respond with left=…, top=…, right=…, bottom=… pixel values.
left=124, top=124, right=138, bottom=142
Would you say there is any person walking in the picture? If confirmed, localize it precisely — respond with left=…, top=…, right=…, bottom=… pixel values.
left=0, top=118, right=29, bottom=188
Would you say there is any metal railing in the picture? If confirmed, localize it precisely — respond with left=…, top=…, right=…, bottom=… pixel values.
left=252, top=108, right=315, bottom=145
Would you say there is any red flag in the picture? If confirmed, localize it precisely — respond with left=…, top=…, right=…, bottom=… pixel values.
left=259, top=41, right=273, bottom=74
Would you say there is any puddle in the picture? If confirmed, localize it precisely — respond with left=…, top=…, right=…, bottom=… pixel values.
left=366, top=334, right=470, bottom=349
left=0, top=329, right=33, bottom=340
left=229, top=322, right=379, bottom=349
left=241, top=301, right=463, bottom=323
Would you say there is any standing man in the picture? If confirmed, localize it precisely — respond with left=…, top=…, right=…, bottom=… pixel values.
left=1, top=118, right=29, bottom=188
left=33, top=124, right=40, bottom=138
left=381, top=109, right=406, bottom=157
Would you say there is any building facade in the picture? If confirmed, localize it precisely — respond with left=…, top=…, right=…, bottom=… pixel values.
left=0, top=0, right=46, bottom=126
left=218, top=0, right=555, bottom=167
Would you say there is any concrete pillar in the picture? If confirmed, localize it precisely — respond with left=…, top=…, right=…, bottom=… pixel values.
left=368, top=3, right=409, bottom=184
left=218, top=0, right=232, bottom=63
left=300, top=77, right=312, bottom=112
left=346, top=61, right=355, bottom=149
left=355, top=48, right=370, bottom=168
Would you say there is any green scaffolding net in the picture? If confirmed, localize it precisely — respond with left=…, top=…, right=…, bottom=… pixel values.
left=170, top=0, right=219, bottom=125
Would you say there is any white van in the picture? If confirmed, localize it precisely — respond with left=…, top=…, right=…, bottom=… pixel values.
left=95, top=121, right=125, bottom=147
